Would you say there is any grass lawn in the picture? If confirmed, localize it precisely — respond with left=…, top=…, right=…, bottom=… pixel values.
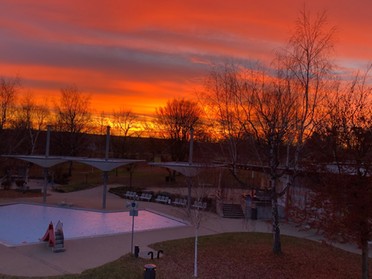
left=2, top=232, right=368, bottom=279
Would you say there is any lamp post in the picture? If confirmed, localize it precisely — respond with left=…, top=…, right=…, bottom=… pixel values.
left=187, top=127, right=194, bottom=212
left=43, top=125, right=51, bottom=203
left=102, top=126, right=110, bottom=209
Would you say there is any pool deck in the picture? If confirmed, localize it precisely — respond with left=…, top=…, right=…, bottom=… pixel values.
left=0, top=184, right=368, bottom=277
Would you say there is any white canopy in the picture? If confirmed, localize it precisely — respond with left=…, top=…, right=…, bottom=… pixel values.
left=71, top=157, right=145, bottom=172
left=149, top=162, right=226, bottom=177
left=3, top=155, right=144, bottom=171
left=3, top=154, right=145, bottom=209
left=3, top=155, right=68, bottom=168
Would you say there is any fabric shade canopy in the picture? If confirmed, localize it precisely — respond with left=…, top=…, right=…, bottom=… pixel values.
left=149, top=162, right=226, bottom=177
left=3, top=155, right=68, bottom=168
left=3, top=155, right=144, bottom=171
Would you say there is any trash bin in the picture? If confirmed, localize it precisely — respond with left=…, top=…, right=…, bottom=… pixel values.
left=251, top=207, right=257, bottom=220
left=144, top=263, right=156, bottom=279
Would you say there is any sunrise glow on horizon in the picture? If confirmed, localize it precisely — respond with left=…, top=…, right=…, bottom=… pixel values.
left=1, top=0, right=371, bottom=115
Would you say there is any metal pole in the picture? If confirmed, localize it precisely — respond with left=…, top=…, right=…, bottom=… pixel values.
left=188, top=127, right=194, bottom=164
left=102, top=171, right=108, bottom=209
left=43, top=168, right=48, bottom=203
left=43, top=125, right=51, bottom=203
left=45, top=125, right=51, bottom=158
left=187, top=127, right=194, bottom=212
left=187, top=176, right=192, bottom=214
left=194, top=226, right=199, bottom=277
left=105, top=126, right=110, bottom=161
left=131, top=214, right=135, bottom=255
left=102, top=126, right=110, bottom=209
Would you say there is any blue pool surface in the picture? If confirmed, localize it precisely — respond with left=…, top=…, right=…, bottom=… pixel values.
left=0, top=203, right=186, bottom=246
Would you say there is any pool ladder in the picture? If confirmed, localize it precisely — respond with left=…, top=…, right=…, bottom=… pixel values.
left=53, top=230, right=65, bottom=253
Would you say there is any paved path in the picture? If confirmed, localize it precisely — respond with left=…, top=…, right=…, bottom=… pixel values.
left=0, top=184, right=368, bottom=277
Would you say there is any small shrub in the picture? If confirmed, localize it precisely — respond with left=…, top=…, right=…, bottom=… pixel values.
left=1, top=179, right=12, bottom=190
left=15, top=179, right=25, bottom=188
left=54, top=173, right=70, bottom=185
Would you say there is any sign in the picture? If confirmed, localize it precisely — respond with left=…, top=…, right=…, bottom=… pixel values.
left=128, top=201, right=138, bottom=216
left=130, top=208, right=138, bottom=216
left=126, top=201, right=139, bottom=255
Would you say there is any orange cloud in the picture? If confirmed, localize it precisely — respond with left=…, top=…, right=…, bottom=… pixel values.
left=0, top=0, right=371, bottom=116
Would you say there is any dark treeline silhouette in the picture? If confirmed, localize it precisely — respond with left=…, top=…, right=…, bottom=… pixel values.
left=0, top=128, right=223, bottom=163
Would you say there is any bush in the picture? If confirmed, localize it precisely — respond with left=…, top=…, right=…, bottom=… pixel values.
left=15, top=179, right=25, bottom=188
left=54, top=172, right=70, bottom=185
left=1, top=179, right=11, bottom=190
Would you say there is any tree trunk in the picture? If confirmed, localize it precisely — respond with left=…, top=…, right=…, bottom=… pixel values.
left=271, top=179, right=282, bottom=254
left=361, top=238, right=369, bottom=279
left=194, top=226, right=199, bottom=278
left=187, top=177, right=192, bottom=214
left=68, top=160, right=73, bottom=177
left=129, top=170, right=133, bottom=188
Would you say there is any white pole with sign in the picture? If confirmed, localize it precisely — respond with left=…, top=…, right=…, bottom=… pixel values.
left=128, top=201, right=138, bottom=255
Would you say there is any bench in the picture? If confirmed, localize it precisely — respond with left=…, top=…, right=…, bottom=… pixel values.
left=155, top=195, right=170, bottom=204
left=59, top=201, right=74, bottom=207
left=173, top=198, right=187, bottom=207
left=192, top=201, right=207, bottom=210
left=139, top=193, right=152, bottom=201
left=125, top=191, right=138, bottom=200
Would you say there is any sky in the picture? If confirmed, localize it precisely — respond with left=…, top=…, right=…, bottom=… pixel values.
left=0, top=0, right=371, bottom=116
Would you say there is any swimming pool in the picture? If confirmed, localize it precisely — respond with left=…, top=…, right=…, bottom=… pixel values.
left=0, top=203, right=187, bottom=246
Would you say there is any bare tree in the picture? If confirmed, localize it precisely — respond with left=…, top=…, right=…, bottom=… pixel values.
left=201, top=63, right=247, bottom=172
left=54, top=85, right=92, bottom=175
left=238, top=67, right=298, bottom=254
left=282, top=8, right=335, bottom=167
left=202, top=61, right=299, bottom=254
left=112, top=109, right=137, bottom=137
left=201, top=9, right=335, bottom=255
left=0, top=76, right=19, bottom=131
left=8, top=93, right=50, bottom=183
left=96, top=111, right=109, bottom=135
left=260, top=8, right=335, bottom=254
left=10, top=92, right=50, bottom=154
left=301, top=68, right=372, bottom=279
left=190, top=180, right=209, bottom=278
left=155, top=98, right=202, bottom=163
left=111, top=108, right=138, bottom=157
left=175, top=171, right=214, bottom=278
